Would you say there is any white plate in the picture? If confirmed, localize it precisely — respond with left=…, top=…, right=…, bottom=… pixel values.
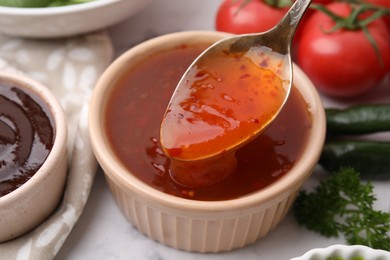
left=0, top=0, right=151, bottom=38
left=291, top=245, right=390, bottom=260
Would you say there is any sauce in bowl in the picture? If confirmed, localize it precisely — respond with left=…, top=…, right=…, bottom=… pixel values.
left=0, top=82, right=54, bottom=197
left=105, top=44, right=312, bottom=201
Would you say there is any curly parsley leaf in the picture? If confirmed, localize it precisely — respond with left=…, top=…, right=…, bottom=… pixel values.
left=293, top=167, right=390, bottom=250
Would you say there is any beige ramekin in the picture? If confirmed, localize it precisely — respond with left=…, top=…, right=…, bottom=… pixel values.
left=0, top=71, right=68, bottom=242
left=89, top=31, right=326, bottom=253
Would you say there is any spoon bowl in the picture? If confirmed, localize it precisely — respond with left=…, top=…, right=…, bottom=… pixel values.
left=160, top=0, right=312, bottom=187
left=161, top=0, right=312, bottom=160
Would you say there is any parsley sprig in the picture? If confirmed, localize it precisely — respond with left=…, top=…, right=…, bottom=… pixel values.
left=294, top=167, right=390, bottom=250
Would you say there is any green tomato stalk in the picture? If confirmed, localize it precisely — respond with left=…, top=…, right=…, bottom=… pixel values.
left=263, top=0, right=292, bottom=8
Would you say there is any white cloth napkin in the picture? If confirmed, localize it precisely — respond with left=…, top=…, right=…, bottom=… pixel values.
left=0, top=31, right=113, bottom=260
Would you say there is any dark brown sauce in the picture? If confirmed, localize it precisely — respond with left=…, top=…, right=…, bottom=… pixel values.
left=0, top=82, right=54, bottom=197
left=105, top=44, right=312, bottom=201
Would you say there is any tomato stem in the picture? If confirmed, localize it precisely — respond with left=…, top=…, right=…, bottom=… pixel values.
left=359, top=6, right=390, bottom=26
left=362, top=26, right=383, bottom=67
left=263, top=0, right=292, bottom=8
left=233, top=0, right=252, bottom=16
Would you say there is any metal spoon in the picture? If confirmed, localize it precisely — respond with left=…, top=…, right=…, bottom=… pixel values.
left=160, top=0, right=312, bottom=188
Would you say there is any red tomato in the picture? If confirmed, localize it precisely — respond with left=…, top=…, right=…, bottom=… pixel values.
left=215, top=0, right=334, bottom=35
left=214, top=0, right=334, bottom=56
left=215, top=0, right=289, bottom=34
left=297, top=2, right=390, bottom=97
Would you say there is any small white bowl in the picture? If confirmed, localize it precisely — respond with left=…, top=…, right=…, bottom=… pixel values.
left=0, top=71, right=68, bottom=242
left=0, top=0, right=151, bottom=38
left=89, top=31, right=326, bottom=253
left=291, top=245, right=390, bottom=260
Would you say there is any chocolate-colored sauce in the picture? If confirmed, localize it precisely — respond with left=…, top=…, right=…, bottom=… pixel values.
left=0, top=82, right=54, bottom=197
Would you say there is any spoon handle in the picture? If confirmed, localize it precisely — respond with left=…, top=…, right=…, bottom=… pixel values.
left=228, top=0, right=312, bottom=54
left=276, top=0, right=313, bottom=43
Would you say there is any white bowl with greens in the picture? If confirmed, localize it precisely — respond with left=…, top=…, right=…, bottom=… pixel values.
left=291, top=245, right=390, bottom=260
left=0, top=0, right=151, bottom=38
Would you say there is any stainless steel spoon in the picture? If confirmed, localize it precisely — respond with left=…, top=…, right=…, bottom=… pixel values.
left=160, top=0, right=312, bottom=188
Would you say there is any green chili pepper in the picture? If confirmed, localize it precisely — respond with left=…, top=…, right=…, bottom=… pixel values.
left=326, top=104, right=390, bottom=136
left=319, top=140, right=390, bottom=179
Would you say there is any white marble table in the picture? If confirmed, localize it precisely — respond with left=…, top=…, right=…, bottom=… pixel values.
left=56, top=1, right=390, bottom=259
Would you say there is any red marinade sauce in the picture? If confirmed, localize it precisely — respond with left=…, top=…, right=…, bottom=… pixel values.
left=0, top=83, right=54, bottom=197
left=105, top=44, right=312, bottom=201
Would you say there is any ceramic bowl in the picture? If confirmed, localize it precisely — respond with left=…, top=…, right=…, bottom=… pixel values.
left=0, top=71, right=67, bottom=242
left=89, top=31, right=326, bottom=253
left=291, top=244, right=390, bottom=260
left=0, top=0, right=151, bottom=38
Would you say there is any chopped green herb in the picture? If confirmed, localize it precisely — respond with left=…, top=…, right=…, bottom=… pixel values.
left=294, top=167, right=390, bottom=250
